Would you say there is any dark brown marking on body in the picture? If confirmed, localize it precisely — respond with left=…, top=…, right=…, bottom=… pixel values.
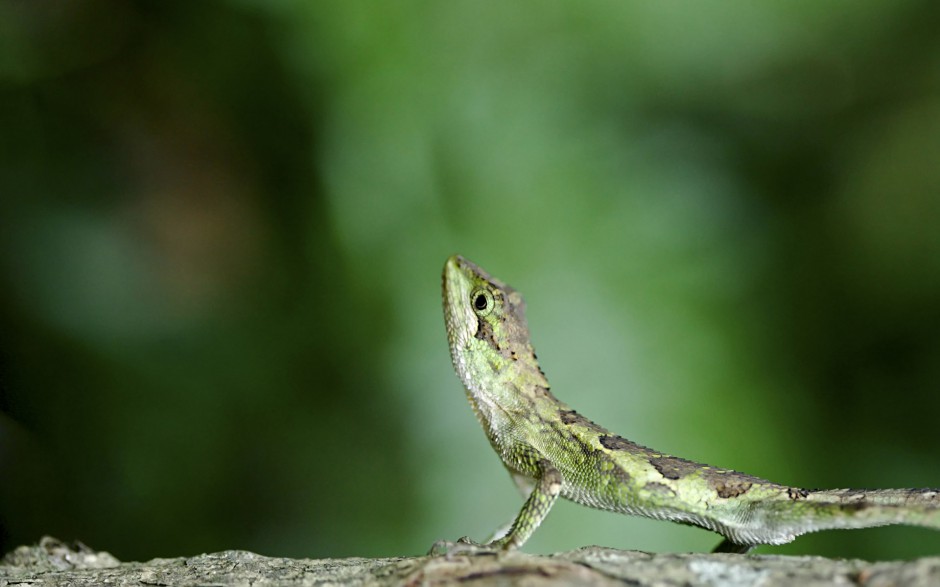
left=702, top=468, right=776, bottom=497
left=598, top=458, right=631, bottom=485
left=599, top=434, right=644, bottom=452
left=649, top=456, right=702, bottom=480
left=474, top=315, right=498, bottom=349
left=561, top=411, right=609, bottom=439
left=572, top=435, right=597, bottom=459
left=547, top=417, right=596, bottom=459
left=713, top=479, right=753, bottom=499
left=788, top=487, right=810, bottom=500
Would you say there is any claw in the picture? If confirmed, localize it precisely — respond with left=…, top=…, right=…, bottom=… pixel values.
left=427, top=537, right=500, bottom=557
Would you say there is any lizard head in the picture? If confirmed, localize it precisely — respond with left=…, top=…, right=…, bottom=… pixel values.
left=442, top=255, right=549, bottom=407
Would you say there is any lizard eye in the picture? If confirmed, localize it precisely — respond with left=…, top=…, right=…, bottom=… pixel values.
left=470, top=288, right=494, bottom=316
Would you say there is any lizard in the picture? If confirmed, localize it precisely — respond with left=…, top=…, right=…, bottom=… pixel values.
left=437, top=254, right=940, bottom=554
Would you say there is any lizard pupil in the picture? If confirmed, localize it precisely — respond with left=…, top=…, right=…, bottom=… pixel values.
left=474, top=293, right=488, bottom=311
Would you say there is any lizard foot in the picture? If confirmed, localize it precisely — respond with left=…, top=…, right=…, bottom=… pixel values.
left=427, top=536, right=500, bottom=558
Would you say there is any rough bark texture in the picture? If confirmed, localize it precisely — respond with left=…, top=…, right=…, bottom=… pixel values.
left=2, top=536, right=939, bottom=586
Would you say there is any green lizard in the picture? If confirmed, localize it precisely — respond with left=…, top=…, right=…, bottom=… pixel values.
left=438, top=254, right=940, bottom=554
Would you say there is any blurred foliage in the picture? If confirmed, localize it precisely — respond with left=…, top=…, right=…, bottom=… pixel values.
left=1, top=0, right=939, bottom=562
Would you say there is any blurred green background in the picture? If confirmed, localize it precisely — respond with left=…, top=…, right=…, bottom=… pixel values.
left=2, top=0, right=939, bottom=562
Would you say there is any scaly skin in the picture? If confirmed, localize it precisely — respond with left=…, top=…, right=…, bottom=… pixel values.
left=440, top=254, right=940, bottom=553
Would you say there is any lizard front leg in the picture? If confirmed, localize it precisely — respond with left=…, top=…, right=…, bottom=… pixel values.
left=487, top=460, right=562, bottom=550
left=480, top=472, right=535, bottom=543
left=427, top=460, right=562, bottom=556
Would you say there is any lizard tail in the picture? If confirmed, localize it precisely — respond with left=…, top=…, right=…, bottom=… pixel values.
left=799, top=487, right=940, bottom=531
left=723, top=487, right=940, bottom=548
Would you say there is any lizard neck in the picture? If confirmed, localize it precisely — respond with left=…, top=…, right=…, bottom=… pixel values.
left=451, top=332, right=552, bottom=411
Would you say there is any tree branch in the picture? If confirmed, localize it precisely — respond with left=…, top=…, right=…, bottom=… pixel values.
left=3, top=536, right=939, bottom=586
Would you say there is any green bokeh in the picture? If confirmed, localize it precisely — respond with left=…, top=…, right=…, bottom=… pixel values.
left=1, top=0, right=939, bottom=561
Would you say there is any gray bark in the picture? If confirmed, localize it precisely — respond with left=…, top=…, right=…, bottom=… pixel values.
left=2, top=536, right=939, bottom=586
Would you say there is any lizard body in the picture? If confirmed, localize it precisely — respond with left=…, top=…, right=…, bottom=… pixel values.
left=441, top=254, right=940, bottom=552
